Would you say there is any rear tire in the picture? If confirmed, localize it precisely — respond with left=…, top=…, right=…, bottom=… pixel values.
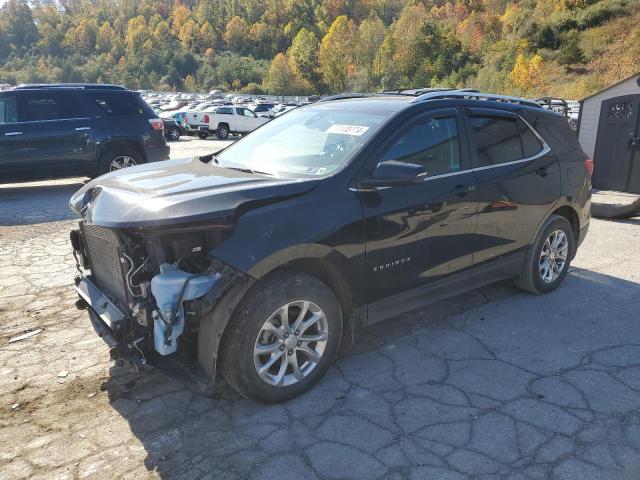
left=514, top=214, right=574, bottom=294
left=220, top=271, right=342, bottom=403
left=98, top=147, right=142, bottom=176
left=197, top=131, right=209, bottom=140
left=216, top=124, right=229, bottom=140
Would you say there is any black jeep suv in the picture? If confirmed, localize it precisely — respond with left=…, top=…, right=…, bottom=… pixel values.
left=69, top=91, right=591, bottom=403
left=0, top=84, right=169, bottom=183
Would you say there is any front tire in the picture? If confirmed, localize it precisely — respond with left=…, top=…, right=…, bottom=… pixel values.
left=514, top=214, right=575, bottom=294
left=220, top=272, right=342, bottom=403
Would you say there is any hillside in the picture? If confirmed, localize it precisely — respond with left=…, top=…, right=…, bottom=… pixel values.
left=0, top=0, right=638, bottom=99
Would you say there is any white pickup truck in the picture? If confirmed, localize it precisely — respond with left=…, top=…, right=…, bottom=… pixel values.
left=184, top=105, right=270, bottom=139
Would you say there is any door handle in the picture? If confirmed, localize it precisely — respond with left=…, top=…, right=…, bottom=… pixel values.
left=450, top=184, right=475, bottom=196
left=536, top=167, right=551, bottom=177
left=4, top=131, right=22, bottom=136
left=75, top=127, right=91, bottom=131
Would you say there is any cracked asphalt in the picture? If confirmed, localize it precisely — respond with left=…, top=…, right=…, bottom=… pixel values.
left=1, top=136, right=640, bottom=480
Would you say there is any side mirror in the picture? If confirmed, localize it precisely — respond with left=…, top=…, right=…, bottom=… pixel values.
left=361, top=160, right=427, bottom=188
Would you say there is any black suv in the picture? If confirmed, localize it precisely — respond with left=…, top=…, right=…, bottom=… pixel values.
left=0, top=84, right=169, bottom=182
left=69, top=91, right=591, bottom=403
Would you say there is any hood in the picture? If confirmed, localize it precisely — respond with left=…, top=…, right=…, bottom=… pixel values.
left=70, top=157, right=319, bottom=228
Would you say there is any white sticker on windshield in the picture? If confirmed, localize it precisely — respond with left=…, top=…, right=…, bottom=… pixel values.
left=327, top=124, right=369, bottom=136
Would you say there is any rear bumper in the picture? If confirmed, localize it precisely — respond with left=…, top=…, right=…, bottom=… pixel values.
left=146, top=145, right=170, bottom=163
left=184, top=124, right=208, bottom=133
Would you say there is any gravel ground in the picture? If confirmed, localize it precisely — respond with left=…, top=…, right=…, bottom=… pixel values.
left=1, top=136, right=640, bottom=480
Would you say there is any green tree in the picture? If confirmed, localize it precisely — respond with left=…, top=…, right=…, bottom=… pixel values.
left=0, top=0, right=39, bottom=54
left=288, top=28, right=321, bottom=90
left=558, top=31, right=586, bottom=68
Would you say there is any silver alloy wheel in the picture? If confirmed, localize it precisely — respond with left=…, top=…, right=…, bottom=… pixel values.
left=539, top=229, right=569, bottom=283
left=109, top=155, right=137, bottom=171
left=169, top=127, right=180, bottom=140
left=253, top=300, right=328, bottom=387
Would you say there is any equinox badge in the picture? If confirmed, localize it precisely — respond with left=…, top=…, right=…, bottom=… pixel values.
left=373, top=257, right=412, bottom=272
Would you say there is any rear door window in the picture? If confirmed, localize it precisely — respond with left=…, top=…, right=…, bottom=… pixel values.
left=217, top=107, right=233, bottom=115
left=469, top=115, right=522, bottom=166
left=18, top=92, right=84, bottom=122
left=0, top=95, right=18, bottom=124
left=87, top=91, right=147, bottom=116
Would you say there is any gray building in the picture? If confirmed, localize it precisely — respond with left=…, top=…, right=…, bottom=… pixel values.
left=578, top=73, right=640, bottom=193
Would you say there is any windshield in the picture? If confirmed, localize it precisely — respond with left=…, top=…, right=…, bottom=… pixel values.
left=214, top=105, right=390, bottom=177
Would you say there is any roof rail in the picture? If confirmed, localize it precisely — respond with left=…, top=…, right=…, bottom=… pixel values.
left=13, top=83, right=127, bottom=91
left=410, top=91, right=541, bottom=108
left=317, top=93, right=376, bottom=103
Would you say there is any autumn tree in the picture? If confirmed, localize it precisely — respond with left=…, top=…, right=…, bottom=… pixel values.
left=508, top=53, right=547, bottom=96
left=198, top=21, right=216, bottom=53
left=354, top=14, right=385, bottom=89
left=224, top=16, right=249, bottom=53
left=265, top=52, right=296, bottom=100
left=319, top=15, right=356, bottom=92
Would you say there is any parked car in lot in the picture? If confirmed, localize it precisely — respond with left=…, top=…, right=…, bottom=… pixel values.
left=162, top=118, right=186, bottom=141
left=248, top=103, right=275, bottom=118
left=70, top=91, right=591, bottom=403
left=0, top=83, right=169, bottom=182
left=184, top=105, right=269, bottom=139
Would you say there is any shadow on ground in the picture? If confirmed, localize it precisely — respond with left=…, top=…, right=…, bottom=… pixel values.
left=105, top=268, right=640, bottom=480
left=0, top=179, right=86, bottom=226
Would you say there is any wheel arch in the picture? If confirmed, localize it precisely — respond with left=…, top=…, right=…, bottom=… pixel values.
left=247, top=245, right=362, bottom=330
left=551, top=204, right=580, bottom=246
left=96, top=137, right=146, bottom=165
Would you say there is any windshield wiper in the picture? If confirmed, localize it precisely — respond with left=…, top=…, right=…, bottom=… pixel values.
left=223, top=166, right=274, bottom=176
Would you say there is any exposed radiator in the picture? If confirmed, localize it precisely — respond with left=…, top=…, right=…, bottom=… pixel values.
left=82, top=224, right=129, bottom=308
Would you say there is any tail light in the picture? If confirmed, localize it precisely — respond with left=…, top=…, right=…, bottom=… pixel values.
left=148, top=118, right=164, bottom=131
left=204, top=115, right=209, bottom=124
left=584, top=157, right=594, bottom=176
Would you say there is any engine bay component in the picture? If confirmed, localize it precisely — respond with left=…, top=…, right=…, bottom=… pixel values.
left=151, top=263, right=220, bottom=355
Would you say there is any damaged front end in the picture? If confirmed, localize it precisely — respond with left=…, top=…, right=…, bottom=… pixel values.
left=71, top=221, right=252, bottom=392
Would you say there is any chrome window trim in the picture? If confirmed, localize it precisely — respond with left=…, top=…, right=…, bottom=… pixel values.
left=7, top=117, right=92, bottom=126
left=352, top=112, right=551, bottom=191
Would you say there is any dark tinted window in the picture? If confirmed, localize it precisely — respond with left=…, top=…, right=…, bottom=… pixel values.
left=518, top=118, right=543, bottom=157
left=217, top=107, right=233, bottom=115
left=382, top=116, right=461, bottom=176
left=0, top=95, right=18, bottom=124
left=19, top=92, right=84, bottom=122
left=87, top=91, right=147, bottom=116
left=470, top=115, right=522, bottom=166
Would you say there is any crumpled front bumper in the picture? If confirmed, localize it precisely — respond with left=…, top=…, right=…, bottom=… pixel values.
left=74, top=275, right=147, bottom=367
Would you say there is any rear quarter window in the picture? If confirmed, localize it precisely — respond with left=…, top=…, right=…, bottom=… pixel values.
left=518, top=118, right=543, bottom=157
left=520, top=110, right=581, bottom=154
left=87, top=91, right=150, bottom=116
